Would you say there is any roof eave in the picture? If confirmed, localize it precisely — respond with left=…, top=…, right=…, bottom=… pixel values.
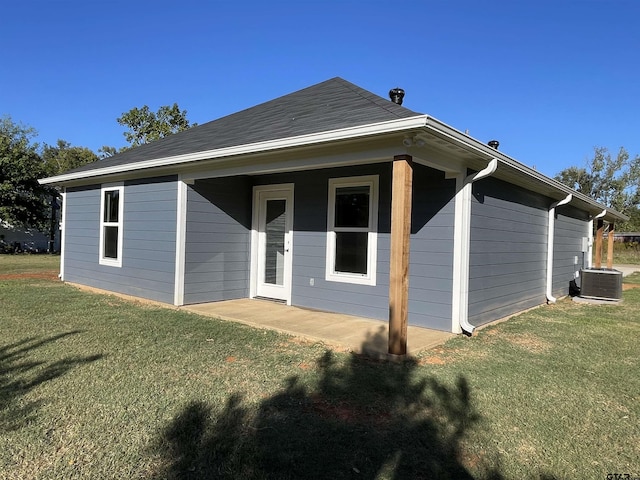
left=38, top=115, right=429, bottom=186
left=38, top=110, right=628, bottom=223
left=421, top=117, right=628, bottom=223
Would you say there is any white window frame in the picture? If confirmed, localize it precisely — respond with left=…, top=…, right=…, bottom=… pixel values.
left=99, top=183, right=124, bottom=267
left=326, top=175, right=378, bottom=286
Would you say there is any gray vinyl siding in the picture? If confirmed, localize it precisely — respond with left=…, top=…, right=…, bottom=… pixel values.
left=254, top=164, right=392, bottom=321
left=63, top=177, right=178, bottom=303
left=408, top=164, right=456, bottom=331
left=553, top=206, right=590, bottom=294
left=468, top=177, right=549, bottom=326
left=183, top=177, right=252, bottom=304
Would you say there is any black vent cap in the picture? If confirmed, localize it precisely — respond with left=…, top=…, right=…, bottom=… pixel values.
left=389, top=88, right=405, bottom=105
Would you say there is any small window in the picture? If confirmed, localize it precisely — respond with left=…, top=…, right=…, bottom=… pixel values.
left=326, top=176, right=378, bottom=285
left=99, top=184, right=124, bottom=267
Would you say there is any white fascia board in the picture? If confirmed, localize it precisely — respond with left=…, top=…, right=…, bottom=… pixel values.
left=422, top=117, right=628, bottom=222
left=38, top=116, right=428, bottom=185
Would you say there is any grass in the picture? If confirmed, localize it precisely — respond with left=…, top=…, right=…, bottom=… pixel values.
left=1, top=256, right=638, bottom=479
left=0, top=254, right=60, bottom=275
left=598, top=240, right=640, bottom=265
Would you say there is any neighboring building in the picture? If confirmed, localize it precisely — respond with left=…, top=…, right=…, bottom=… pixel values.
left=613, top=232, right=640, bottom=244
left=0, top=219, right=58, bottom=253
left=39, top=78, right=626, bottom=353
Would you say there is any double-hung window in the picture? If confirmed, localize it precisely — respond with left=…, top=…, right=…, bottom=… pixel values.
left=326, top=175, right=378, bottom=285
left=99, top=184, right=124, bottom=267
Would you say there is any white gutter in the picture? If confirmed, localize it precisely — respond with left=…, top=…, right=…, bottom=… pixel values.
left=422, top=118, right=628, bottom=223
left=39, top=116, right=428, bottom=185
left=587, top=209, right=607, bottom=269
left=546, top=194, right=573, bottom=303
left=453, top=158, right=498, bottom=335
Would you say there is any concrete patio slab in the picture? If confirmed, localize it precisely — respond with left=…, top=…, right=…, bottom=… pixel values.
left=182, top=299, right=455, bottom=358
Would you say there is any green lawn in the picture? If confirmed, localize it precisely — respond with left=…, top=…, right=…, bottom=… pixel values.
left=1, top=256, right=638, bottom=479
left=599, top=240, right=640, bottom=265
left=0, top=254, right=60, bottom=275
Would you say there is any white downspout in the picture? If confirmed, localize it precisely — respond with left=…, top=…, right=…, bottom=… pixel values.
left=453, top=158, right=498, bottom=335
left=588, top=210, right=607, bottom=269
left=546, top=194, right=573, bottom=303
left=59, top=188, right=67, bottom=281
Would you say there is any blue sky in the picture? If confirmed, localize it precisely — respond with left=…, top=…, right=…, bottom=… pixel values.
left=1, top=0, right=638, bottom=178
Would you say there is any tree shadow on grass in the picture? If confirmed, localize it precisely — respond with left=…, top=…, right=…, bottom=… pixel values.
left=149, top=329, right=506, bottom=479
left=0, top=331, right=103, bottom=431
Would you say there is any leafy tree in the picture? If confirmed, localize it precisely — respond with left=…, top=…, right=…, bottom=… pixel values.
left=0, top=116, right=52, bottom=229
left=97, top=145, right=122, bottom=158
left=42, top=139, right=98, bottom=177
left=555, top=146, right=640, bottom=230
left=117, top=103, right=196, bottom=147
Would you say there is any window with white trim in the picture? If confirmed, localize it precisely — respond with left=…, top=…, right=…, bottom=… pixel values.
left=326, top=175, right=378, bottom=285
left=99, top=184, right=124, bottom=267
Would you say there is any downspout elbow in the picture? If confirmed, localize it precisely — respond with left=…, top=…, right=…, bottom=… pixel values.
left=459, top=158, right=499, bottom=335
left=546, top=194, right=573, bottom=304
left=465, top=158, right=498, bottom=185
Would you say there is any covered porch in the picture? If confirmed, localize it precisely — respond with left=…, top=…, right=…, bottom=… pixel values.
left=182, top=298, right=454, bottom=359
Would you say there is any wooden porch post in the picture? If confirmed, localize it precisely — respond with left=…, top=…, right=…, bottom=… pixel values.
left=607, top=222, right=615, bottom=269
left=595, top=218, right=604, bottom=268
left=389, top=154, right=413, bottom=356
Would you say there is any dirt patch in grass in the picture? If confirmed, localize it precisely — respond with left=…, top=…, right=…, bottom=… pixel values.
left=418, top=344, right=487, bottom=365
left=422, top=355, right=447, bottom=365
left=418, top=346, right=450, bottom=365
left=502, top=332, right=550, bottom=353
left=622, top=283, right=640, bottom=290
left=0, top=271, right=59, bottom=281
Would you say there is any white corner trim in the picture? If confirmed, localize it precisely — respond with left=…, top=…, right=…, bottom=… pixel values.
left=174, top=179, right=188, bottom=306
left=39, top=116, right=428, bottom=185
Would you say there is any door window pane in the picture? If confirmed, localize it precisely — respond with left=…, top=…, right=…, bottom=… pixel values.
left=265, top=199, right=286, bottom=285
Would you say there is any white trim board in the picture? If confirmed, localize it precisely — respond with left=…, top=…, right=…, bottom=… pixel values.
left=173, top=179, right=188, bottom=306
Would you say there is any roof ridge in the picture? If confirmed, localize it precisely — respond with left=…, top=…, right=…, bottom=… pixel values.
left=44, top=77, right=424, bottom=179
left=334, top=78, right=422, bottom=118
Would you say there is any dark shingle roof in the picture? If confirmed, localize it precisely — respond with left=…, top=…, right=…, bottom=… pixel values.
left=68, top=77, right=423, bottom=175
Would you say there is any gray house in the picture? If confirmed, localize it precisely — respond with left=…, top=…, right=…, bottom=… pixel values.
left=40, top=77, right=625, bottom=354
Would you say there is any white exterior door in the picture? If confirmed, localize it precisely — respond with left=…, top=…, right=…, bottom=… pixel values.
left=251, top=185, right=294, bottom=303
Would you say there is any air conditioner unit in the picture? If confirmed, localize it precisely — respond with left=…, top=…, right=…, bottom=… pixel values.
left=580, top=268, right=623, bottom=300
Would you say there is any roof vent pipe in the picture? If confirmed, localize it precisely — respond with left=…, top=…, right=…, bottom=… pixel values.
left=389, top=88, right=405, bottom=105
left=488, top=140, right=499, bottom=150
